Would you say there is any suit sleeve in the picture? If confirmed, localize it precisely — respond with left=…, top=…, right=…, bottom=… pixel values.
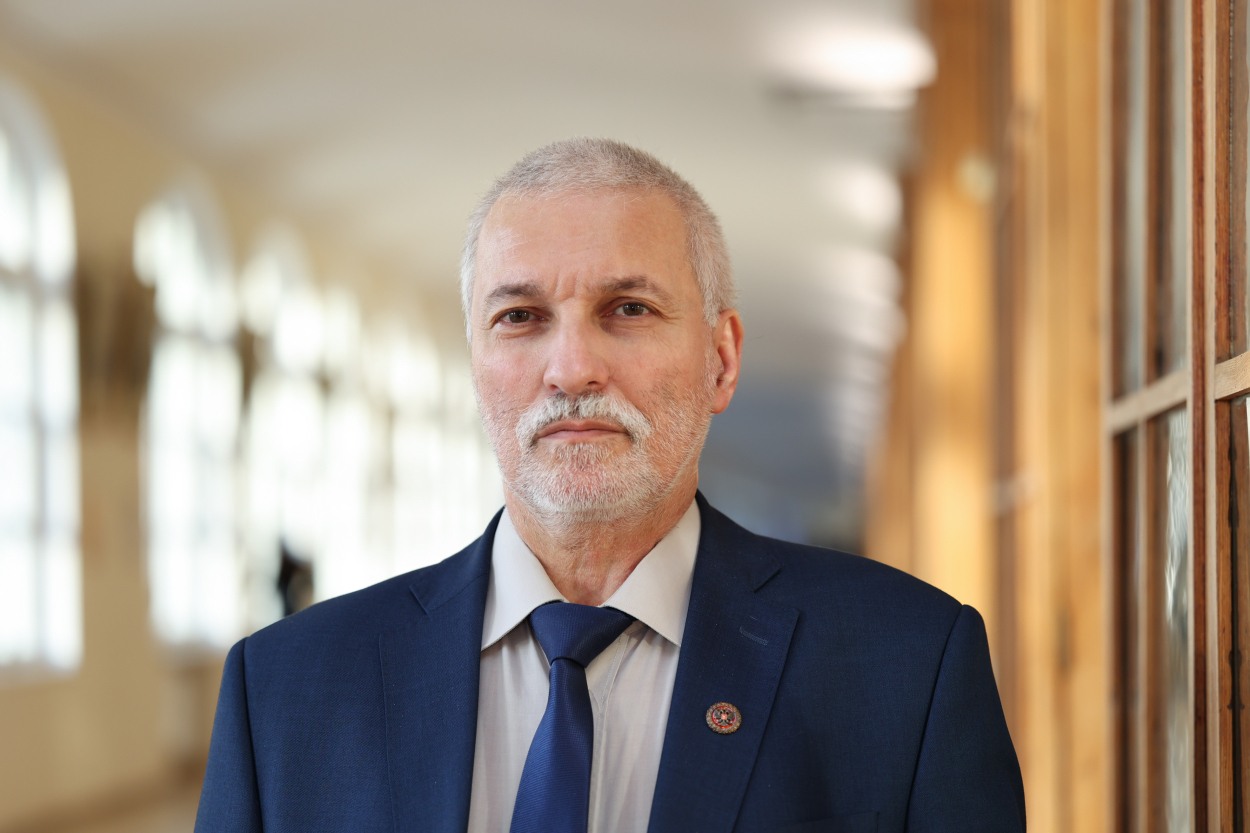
left=195, top=638, right=264, bottom=833
left=906, top=606, right=1026, bottom=832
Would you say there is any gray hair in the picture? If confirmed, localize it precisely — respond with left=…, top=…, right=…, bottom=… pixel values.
left=459, top=137, right=735, bottom=334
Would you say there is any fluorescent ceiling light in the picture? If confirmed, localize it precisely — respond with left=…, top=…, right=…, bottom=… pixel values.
left=818, top=161, right=902, bottom=233
left=770, top=18, right=936, bottom=97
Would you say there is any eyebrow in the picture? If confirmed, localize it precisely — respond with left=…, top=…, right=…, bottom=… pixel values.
left=481, top=275, right=677, bottom=311
left=483, top=281, right=543, bottom=309
left=600, top=276, right=677, bottom=305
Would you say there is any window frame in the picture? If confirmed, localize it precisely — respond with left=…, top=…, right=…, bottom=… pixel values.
left=1106, top=0, right=1210, bottom=828
left=134, top=177, right=245, bottom=655
left=1105, top=0, right=1250, bottom=827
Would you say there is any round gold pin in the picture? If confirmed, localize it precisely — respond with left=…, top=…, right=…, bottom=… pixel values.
left=706, top=702, right=742, bottom=734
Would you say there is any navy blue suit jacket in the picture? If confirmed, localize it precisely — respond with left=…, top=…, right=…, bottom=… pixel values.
left=196, top=494, right=1025, bottom=832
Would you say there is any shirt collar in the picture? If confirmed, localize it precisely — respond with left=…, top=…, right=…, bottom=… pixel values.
left=481, top=499, right=701, bottom=650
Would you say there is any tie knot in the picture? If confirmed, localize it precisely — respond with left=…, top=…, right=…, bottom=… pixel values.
left=528, top=602, right=635, bottom=668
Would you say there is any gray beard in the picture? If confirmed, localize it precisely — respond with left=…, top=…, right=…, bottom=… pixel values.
left=478, top=368, right=717, bottom=529
left=514, top=436, right=667, bottom=527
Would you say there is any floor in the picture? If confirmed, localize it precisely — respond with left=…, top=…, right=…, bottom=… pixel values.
left=50, top=788, right=199, bottom=833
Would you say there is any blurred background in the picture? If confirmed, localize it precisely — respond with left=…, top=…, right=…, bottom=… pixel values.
left=0, top=0, right=1236, bottom=830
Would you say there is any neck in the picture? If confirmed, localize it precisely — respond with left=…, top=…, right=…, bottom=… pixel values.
left=504, top=474, right=698, bottom=606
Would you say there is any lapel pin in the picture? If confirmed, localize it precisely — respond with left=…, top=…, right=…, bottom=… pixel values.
left=706, top=702, right=742, bottom=734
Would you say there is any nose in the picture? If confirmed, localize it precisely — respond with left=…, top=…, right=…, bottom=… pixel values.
left=542, top=317, right=610, bottom=397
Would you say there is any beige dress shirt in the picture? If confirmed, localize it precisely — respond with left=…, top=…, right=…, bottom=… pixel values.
left=465, top=500, right=701, bottom=833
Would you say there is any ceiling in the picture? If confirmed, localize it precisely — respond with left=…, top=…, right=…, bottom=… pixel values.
left=0, top=0, right=926, bottom=548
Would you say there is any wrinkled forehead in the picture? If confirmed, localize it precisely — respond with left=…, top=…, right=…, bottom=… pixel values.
left=475, top=188, right=689, bottom=278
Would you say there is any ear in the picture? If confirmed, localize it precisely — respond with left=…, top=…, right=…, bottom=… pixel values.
left=710, top=309, right=744, bottom=415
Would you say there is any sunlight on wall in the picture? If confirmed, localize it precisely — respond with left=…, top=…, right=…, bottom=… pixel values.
left=0, top=74, right=80, bottom=672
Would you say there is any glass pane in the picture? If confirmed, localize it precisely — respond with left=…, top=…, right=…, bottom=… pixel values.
left=0, top=283, right=35, bottom=534
left=1235, top=0, right=1250, bottom=357
left=0, top=533, right=37, bottom=664
left=1116, top=0, right=1149, bottom=393
left=37, top=297, right=78, bottom=429
left=1152, top=0, right=1189, bottom=378
left=1116, top=0, right=1190, bottom=383
left=0, top=128, right=32, bottom=274
left=0, top=280, right=33, bottom=416
left=40, top=531, right=80, bottom=670
left=1228, top=398, right=1250, bottom=827
left=34, top=168, right=75, bottom=289
left=1151, top=407, right=1192, bottom=831
left=1115, top=428, right=1143, bottom=832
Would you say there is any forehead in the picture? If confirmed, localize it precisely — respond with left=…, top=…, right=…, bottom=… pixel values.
left=474, top=189, right=693, bottom=293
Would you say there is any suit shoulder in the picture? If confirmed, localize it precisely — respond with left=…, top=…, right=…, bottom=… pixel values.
left=751, top=533, right=965, bottom=636
left=245, top=569, right=420, bottom=653
left=699, top=497, right=960, bottom=622
left=778, top=538, right=958, bottom=606
left=245, top=537, right=487, bottom=654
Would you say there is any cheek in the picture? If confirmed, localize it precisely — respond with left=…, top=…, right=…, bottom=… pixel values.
left=474, top=362, right=515, bottom=424
left=475, top=345, right=542, bottom=398
left=613, top=342, right=705, bottom=400
left=616, top=360, right=689, bottom=415
left=633, top=340, right=714, bottom=393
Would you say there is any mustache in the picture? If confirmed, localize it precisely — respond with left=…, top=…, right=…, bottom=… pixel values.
left=514, top=391, right=654, bottom=448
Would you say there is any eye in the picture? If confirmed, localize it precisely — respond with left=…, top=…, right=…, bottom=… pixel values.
left=614, top=302, right=650, bottom=317
left=503, top=310, right=534, bottom=324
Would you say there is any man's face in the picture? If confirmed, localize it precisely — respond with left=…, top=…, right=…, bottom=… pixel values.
left=470, top=188, right=738, bottom=523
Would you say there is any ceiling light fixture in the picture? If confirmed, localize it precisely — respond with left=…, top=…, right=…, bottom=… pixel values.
left=818, top=161, right=902, bottom=233
left=769, top=18, right=936, bottom=107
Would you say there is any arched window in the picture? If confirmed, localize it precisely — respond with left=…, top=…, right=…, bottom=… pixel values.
left=372, top=316, right=445, bottom=573
left=379, top=317, right=501, bottom=573
left=240, top=227, right=326, bottom=626
left=0, top=75, right=80, bottom=672
left=239, top=231, right=502, bottom=613
left=133, top=179, right=242, bottom=650
left=318, top=287, right=391, bottom=599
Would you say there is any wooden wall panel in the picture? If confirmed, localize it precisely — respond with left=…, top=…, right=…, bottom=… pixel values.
left=992, top=0, right=1108, bottom=827
left=867, top=0, right=1109, bottom=830
left=866, top=0, right=998, bottom=644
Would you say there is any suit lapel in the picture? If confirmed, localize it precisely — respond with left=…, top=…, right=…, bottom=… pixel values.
left=647, top=496, right=799, bottom=833
left=379, top=513, right=499, bottom=833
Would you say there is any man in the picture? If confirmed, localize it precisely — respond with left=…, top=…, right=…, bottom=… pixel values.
left=196, top=138, right=1025, bottom=833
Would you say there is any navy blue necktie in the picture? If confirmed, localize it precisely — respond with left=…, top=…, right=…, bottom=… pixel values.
left=509, top=602, right=636, bottom=833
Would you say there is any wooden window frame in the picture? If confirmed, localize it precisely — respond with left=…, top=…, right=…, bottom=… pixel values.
left=1106, top=0, right=1211, bottom=829
left=1105, top=0, right=1250, bottom=827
